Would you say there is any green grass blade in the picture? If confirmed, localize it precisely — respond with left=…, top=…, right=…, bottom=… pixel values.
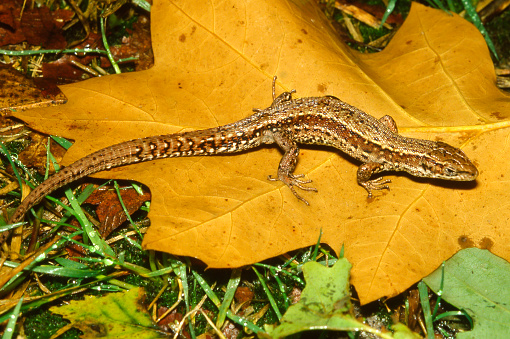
left=64, top=187, right=115, bottom=257
left=114, top=181, right=142, bottom=240
left=0, top=272, right=127, bottom=322
left=311, top=229, right=322, bottom=262
left=2, top=260, right=107, bottom=278
left=50, top=135, right=73, bottom=150
left=380, top=0, right=397, bottom=26
left=418, top=281, right=435, bottom=339
left=216, top=268, right=241, bottom=328
left=2, top=296, right=23, bottom=339
left=460, top=0, right=499, bottom=60
left=191, top=270, right=263, bottom=333
left=0, top=222, right=26, bottom=233
left=426, top=0, right=450, bottom=13
left=0, top=142, right=23, bottom=198
left=252, top=267, right=282, bottom=320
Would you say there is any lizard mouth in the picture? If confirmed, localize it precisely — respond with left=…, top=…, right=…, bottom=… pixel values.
left=453, top=166, right=478, bottom=181
left=464, top=168, right=478, bottom=181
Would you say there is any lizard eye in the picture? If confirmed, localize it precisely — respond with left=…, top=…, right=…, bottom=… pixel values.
left=444, top=167, right=457, bottom=176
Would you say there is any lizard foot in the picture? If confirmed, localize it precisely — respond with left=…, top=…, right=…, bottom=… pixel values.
left=360, top=177, right=391, bottom=198
left=268, top=173, right=318, bottom=205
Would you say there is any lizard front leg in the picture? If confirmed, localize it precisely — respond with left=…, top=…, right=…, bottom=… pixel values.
left=268, top=131, right=317, bottom=204
left=355, top=114, right=396, bottom=198
left=357, top=162, right=391, bottom=198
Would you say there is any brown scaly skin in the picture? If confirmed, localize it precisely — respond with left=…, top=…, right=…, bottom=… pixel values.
left=5, top=77, right=477, bottom=241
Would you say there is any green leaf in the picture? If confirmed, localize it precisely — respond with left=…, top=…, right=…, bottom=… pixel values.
left=54, top=257, right=88, bottom=269
left=423, top=248, right=510, bottom=338
left=50, top=287, right=164, bottom=338
left=264, top=259, right=418, bottom=338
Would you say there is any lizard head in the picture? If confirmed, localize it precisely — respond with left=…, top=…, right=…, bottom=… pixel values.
left=420, top=142, right=478, bottom=181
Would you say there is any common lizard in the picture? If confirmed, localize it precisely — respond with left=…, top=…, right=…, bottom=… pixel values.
left=6, top=77, right=478, bottom=229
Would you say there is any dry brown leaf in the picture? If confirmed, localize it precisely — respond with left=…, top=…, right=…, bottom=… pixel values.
left=8, top=1, right=510, bottom=304
left=0, top=0, right=73, bottom=49
left=0, top=65, right=66, bottom=113
left=85, top=187, right=151, bottom=237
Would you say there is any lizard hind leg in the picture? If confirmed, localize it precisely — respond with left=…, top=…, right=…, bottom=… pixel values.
left=270, top=76, right=296, bottom=107
left=271, top=90, right=296, bottom=108
left=269, top=132, right=317, bottom=205
left=252, top=76, right=296, bottom=113
left=378, top=115, right=398, bottom=133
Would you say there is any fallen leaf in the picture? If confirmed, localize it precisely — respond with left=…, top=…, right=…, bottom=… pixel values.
left=15, top=134, right=66, bottom=174
left=50, top=287, right=163, bottom=338
left=234, top=286, right=254, bottom=308
left=85, top=186, right=151, bottom=237
left=7, top=0, right=510, bottom=304
left=264, top=259, right=354, bottom=338
left=0, top=0, right=73, bottom=49
left=264, top=259, right=420, bottom=338
left=156, top=307, right=186, bottom=335
left=403, top=289, right=421, bottom=333
left=40, top=33, right=108, bottom=82
left=423, top=248, right=510, bottom=338
left=42, top=14, right=153, bottom=83
left=0, top=64, right=66, bottom=113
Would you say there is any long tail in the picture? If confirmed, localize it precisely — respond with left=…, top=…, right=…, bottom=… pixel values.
left=8, top=123, right=264, bottom=225
left=9, top=137, right=160, bottom=224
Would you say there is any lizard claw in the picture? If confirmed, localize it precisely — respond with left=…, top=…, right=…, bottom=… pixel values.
left=360, top=177, right=391, bottom=198
left=268, top=173, right=318, bottom=204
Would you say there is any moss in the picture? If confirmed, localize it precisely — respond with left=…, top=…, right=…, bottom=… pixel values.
left=24, top=309, right=82, bottom=339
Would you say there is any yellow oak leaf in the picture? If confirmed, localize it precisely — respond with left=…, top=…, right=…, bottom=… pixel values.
left=9, top=1, right=510, bottom=303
